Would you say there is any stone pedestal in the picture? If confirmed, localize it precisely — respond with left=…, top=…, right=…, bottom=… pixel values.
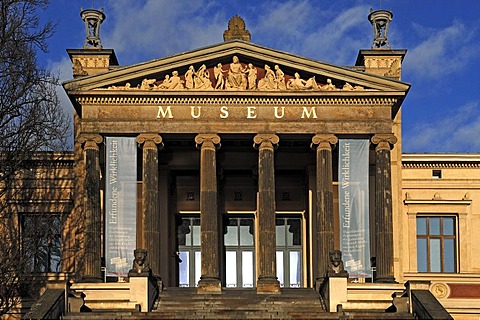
left=254, top=134, right=280, bottom=294
left=129, top=275, right=157, bottom=312
left=195, top=134, right=222, bottom=293
left=322, top=276, right=348, bottom=312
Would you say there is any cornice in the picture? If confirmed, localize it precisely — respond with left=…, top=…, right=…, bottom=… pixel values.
left=75, top=95, right=398, bottom=107
left=402, top=153, right=480, bottom=168
left=402, top=162, right=480, bottom=169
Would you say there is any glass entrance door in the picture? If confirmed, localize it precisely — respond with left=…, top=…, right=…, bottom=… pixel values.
left=224, top=217, right=255, bottom=288
left=177, top=217, right=201, bottom=287
left=276, top=216, right=303, bottom=287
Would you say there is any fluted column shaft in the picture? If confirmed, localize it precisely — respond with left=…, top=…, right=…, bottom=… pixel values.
left=196, top=134, right=222, bottom=293
left=79, top=134, right=103, bottom=282
left=137, top=133, right=163, bottom=278
left=254, top=134, right=280, bottom=293
left=311, top=134, right=338, bottom=289
left=371, top=134, right=397, bottom=283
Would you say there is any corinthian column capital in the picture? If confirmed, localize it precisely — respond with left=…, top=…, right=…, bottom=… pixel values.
left=371, top=133, right=397, bottom=151
left=78, top=134, right=103, bottom=151
left=253, top=134, right=279, bottom=150
left=311, top=134, right=338, bottom=151
left=195, top=134, right=221, bottom=150
left=137, top=133, right=164, bottom=150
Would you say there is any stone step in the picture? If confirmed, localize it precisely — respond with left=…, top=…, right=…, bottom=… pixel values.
left=342, top=300, right=393, bottom=311
left=84, top=300, right=139, bottom=311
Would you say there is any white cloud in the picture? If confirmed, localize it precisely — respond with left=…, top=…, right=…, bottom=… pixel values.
left=102, top=0, right=227, bottom=64
left=301, top=5, right=370, bottom=64
left=405, top=21, right=480, bottom=80
left=96, top=1, right=372, bottom=66
left=404, top=101, right=480, bottom=152
left=252, top=0, right=314, bottom=48
left=249, top=3, right=370, bottom=65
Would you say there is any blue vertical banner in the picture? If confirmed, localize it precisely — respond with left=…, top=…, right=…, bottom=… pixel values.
left=105, top=137, right=137, bottom=277
left=338, top=139, right=371, bottom=278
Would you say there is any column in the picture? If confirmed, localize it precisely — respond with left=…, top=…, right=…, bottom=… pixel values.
left=371, top=133, right=397, bottom=283
left=195, top=134, right=222, bottom=293
left=78, top=134, right=103, bottom=282
left=136, top=133, right=163, bottom=278
left=254, top=134, right=281, bottom=293
left=311, top=134, right=338, bottom=290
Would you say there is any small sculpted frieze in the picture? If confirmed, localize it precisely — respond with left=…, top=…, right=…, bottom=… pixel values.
left=105, top=55, right=367, bottom=92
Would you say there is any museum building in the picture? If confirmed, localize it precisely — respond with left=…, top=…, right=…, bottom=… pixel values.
left=5, top=8, right=480, bottom=320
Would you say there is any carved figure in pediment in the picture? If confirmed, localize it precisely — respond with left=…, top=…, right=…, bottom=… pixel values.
left=274, top=65, right=286, bottom=90
left=185, top=66, right=195, bottom=89
left=108, top=82, right=131, bottom=90
left=321, top=78, right=337, bottom=90
left=226, top=56, right=247, bottom=90
left=246, top=63, right=257, bottom=90
left=140, top=78, right=156, bottom=90
left=214, top=63, right=227, bottom=90
left=287, top=72, right=318, bottom=90
left=168, top=71, right=184, bottom=89
left=158, top=71, right=184, bottom=90
left=258, top=65, right=276, bottom=90
left=194, top=64, right=213, bottom=90
left=157, top=75, right=171, bottom=89
left=342, top=82, right=364, bottom=91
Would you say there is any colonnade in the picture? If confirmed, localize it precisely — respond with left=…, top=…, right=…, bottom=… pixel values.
left=78, top=132, right=397, bottom=291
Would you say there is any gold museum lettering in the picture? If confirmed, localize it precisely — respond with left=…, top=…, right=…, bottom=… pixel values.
left=156, top=105, right=322, bottom=119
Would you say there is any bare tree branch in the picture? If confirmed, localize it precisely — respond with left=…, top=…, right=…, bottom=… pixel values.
left=0, top=0, right=71, bottom=315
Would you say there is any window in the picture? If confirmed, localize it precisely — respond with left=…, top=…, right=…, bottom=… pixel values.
left=21, top=214, right=63, bottom=272
left=417, top=216, right=456, bottom=273
left=432, top=170, right=442, bottom=179
left=276, top=217, right=302, bottom=287
left=177, top=217, right=201, bottom=287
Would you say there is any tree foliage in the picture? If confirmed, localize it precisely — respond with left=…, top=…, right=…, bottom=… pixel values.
left=0, top=0, right=71, bottom=315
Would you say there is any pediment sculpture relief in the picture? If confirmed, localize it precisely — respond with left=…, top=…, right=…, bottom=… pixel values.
left=107, top=55, right=366, bottom=92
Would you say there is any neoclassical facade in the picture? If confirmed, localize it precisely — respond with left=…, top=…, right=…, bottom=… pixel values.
left=8, top=13, right=480, bottom=320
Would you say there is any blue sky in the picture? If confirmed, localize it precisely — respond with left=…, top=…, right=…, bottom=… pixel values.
left=38, top=0, right=480, bottom=153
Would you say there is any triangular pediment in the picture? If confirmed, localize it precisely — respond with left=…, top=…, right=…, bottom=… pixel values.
left=63, top=40, right=410, bottom=94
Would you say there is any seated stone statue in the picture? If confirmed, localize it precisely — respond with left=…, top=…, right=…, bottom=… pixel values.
left=328, top=250, right=348, bottom=277
left=128, top=248, right=151, bottom=277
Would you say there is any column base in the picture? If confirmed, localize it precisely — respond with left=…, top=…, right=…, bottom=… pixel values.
left=197, top=277, right=222, bottom=294
left=256, top=277, right=280, bottom=294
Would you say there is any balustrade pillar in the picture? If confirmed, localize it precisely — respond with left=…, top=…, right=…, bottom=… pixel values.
left=371, top=133, right=397, bottom=283
left=78, top=134, right=103, bottom=282
left=195, top=134, right=222, bottom=293
left=136, top=133, right=163, bottom=278
left=254, top=134, right=281, bottom=293
left=311, top=134, right=338, bottom=290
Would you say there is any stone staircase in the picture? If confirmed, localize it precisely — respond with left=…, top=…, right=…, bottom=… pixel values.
left=344, top=283, right=407, bottom=311
left=152, top=288, right=329, bottom=319
left=63, top=287, right=415, bottom=319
